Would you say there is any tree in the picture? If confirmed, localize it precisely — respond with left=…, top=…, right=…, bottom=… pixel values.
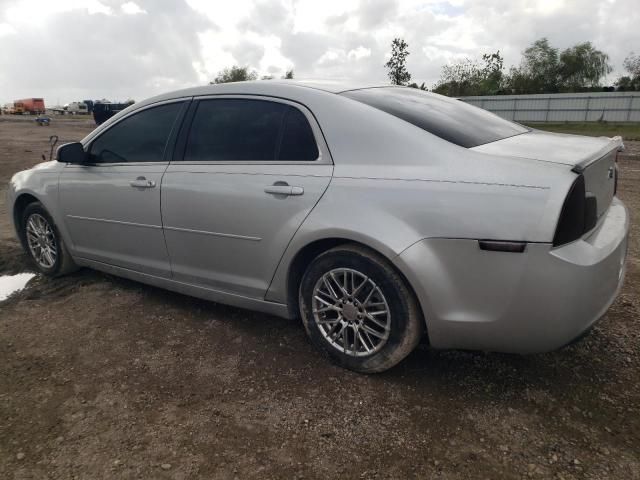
left=558, top=42, right=611, bottom=90
left=504, top=38, right=612, bottom=94
left=211, top=66, right=258, bottom=84
left=408, top=82, right=427, bottom=90
left=433, top=59, right=483, bottom=96
left=506, top=38, right=560, bottom=94
left=615, top=53, right=640, bottom=91
left=385, top=38, right=411, bottom=85
left=481, top=51, right=504, bottom=93
left=623, top=53, right=640, bottom=77
left=432, top=51, right=504, bottom=96
left=282, top=69, right=294, bottom=79
left=615, top=76, right=635, bottom=91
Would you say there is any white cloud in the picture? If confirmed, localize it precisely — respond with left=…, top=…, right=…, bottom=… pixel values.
left=121, top=2, right=146, bottom=15
left=348, top=46, right=372, bottom=60
left=4, top=0, right=113, bottom=25
left=0, top=22, right=17, bottom=36
left=0, top=0, right=639, bottom=104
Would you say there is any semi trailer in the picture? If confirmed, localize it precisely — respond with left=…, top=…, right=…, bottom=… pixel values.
left=14, top=98, right=45, bottom=115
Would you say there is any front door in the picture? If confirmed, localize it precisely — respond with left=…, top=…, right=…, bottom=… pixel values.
left=59, top=101, right=186, bottom=277
left=161, top=97, right=333, bottom=298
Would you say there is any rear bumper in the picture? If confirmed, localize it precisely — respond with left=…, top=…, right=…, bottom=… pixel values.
left=394, top=197, right=629, bottom=354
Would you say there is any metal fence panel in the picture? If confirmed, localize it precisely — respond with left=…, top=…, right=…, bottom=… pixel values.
left=459, top=92, right=640, bottom=123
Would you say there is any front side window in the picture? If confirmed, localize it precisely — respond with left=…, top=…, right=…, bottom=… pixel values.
left=184, top=99, right=319, bottom=162
left=89, top=102, right=182, bottom=163
left=341, top=88, right=528, bottom=148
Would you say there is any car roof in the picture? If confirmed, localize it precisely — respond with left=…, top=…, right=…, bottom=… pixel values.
left=136, top=80, right=392, bottom=106
left=257, top=79, right=388, bottom=93
left=83, top=80, right=396, bottom=143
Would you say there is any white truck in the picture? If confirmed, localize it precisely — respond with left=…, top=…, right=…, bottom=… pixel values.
left=64, top=101, right=89, bottom=114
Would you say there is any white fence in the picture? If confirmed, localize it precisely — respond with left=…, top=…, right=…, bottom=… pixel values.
left=459, top=91, right=640, bottom=123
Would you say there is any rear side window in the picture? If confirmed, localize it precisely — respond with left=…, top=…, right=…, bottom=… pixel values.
left=279, top=107, right=319, bottom=160
left=183, top=99, right=319, bottom=162
left=89, top=102, right=182, bottom=163
left=341, top=88, right=527, bottom=148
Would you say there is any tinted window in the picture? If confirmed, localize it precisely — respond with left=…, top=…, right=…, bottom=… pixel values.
left=341, top=88, right=527, bottom=148
left=184, top=99, right=318, bottom=161
left=279, top=107, right=319, bottom=160
left=89, top=103, right=182, bottom=163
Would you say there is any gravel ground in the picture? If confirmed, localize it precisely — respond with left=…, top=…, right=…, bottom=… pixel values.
left=1, top=116, right=639, bottom=479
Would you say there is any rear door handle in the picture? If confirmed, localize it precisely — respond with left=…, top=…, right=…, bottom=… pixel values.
left=130, top=177, right=156, bottom=188
left=264, top=185, right=304, bottom=196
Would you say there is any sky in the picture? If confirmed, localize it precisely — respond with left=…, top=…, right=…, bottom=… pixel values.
left=0, top=0, right=638, bottom=106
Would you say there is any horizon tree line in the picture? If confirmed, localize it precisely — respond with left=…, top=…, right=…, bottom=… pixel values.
left=385, top=36, right=639, bottom=95
left=210, top=38, right=638, bottom=96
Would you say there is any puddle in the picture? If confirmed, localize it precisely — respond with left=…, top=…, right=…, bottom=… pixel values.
left=0, top=273, right=36, bottom=301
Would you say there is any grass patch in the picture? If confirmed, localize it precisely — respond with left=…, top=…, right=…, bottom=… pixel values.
left=525, top=122, right=640, bottom=141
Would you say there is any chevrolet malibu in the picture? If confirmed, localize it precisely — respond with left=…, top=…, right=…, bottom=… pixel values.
left=8, top=81, right=629, bottom=373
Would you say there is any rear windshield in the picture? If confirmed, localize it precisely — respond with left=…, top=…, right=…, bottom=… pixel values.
left=341, top=87, right=528, bottom=148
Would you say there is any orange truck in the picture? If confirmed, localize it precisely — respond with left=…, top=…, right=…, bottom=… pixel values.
left=14, top=98, right=45, bottom=114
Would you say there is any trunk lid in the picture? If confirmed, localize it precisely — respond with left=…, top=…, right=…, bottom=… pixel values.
left=472, top=129, right=623, bottom=220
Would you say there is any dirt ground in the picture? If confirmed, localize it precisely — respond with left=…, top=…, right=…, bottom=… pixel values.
left=0, top=116, right=639, bottom=480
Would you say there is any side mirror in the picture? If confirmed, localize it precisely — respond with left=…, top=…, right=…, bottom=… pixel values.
left=56, top=142, right=86, bottom=164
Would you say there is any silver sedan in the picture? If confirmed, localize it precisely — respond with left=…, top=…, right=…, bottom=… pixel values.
left=8, top=81, right=629, bottom=373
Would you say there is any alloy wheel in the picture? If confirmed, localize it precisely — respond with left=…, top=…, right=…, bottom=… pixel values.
left=311, top=268, right=391, bottom=357
left=26, top=213, right=57, bottom=269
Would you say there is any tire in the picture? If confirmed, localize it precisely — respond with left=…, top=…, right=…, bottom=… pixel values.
left=299, top=244, right=423, bottom=373
left=21, top=202, right=77, bottom=277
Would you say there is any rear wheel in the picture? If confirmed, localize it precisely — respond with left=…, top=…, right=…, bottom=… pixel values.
left=21, top=202, right=77, bottom=276
left=299, top=244, right=422, bottom=373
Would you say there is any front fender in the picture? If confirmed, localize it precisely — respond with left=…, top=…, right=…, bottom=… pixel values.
left=8, top=166, right=72, bottom=250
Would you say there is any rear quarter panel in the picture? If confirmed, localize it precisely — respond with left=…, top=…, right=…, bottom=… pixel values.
left=265, top=94, right=578, bottom=305
left=265, top=174, right=554, bottom=304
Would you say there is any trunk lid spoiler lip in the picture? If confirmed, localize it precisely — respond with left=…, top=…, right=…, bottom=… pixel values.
left=571, top=136, right=624, bottom=174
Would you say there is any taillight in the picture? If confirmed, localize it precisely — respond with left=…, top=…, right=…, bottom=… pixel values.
left=553, top=175, right=586, bottom=247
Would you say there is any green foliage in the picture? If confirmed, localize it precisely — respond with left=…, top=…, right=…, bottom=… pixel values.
left=624, top=53, right=640, bottom=76
left=509, top=38, right=560, bottom=93
left=505, top=38, right=611, bottom=94
left=481, top=51, right=504, bottom=92
left=432, top=51, right=504, bottom=96
left=624, top=53, right=640, bottom=75
left=433, top=59, right=483, bottom=96
left=615, top=75, right=640, bottom=91
left=559, top=42, right=612, bottom=90
left=212, top=67, right=293, bottom=83
left=211, top=66, right=258, bottom=84
left=615, top=53, right=640, bottom=91
left=385, top=38, right=411, bottom=85
left=408, top=82, right=427, bottom=90
left=433, top=39, right=614, bottom=96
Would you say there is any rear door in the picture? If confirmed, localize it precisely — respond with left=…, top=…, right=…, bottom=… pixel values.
left=161, top=96, right=333, bottom=298
left=59, top=100, right=187, bottom=277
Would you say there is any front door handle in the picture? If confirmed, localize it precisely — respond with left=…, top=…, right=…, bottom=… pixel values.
left=130, top=176, right=156, bottom=188
left=264, top=184, right=304, bottom=196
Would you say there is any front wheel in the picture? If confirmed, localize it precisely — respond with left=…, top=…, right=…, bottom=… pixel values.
left=21, top=202, right=77, bottom=276
left=299, top=244, right=423, bottom=373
